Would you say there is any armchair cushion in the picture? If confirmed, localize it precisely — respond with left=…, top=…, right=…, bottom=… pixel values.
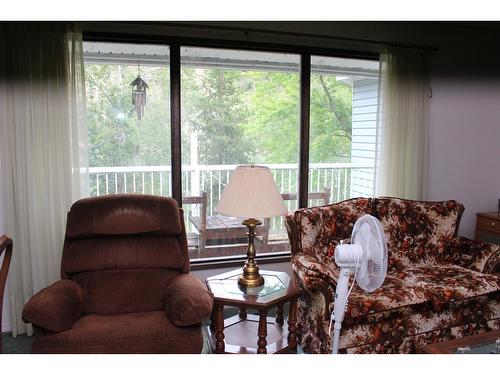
left=164, top=274, right=213, bottom=327
left=444, top=236, right=500, bottom=273
left=22, top=279, right=83, bottom=332
left=31, top=311, right=203, bottom=354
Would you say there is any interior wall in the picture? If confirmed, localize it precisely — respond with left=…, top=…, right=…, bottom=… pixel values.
left=427, top=80, right=500, bottom=237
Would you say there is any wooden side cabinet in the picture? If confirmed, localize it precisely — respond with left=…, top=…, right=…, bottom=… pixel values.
left=475, top=212, right=500, bottom=245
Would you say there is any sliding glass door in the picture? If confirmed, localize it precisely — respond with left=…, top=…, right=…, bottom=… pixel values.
left=180, top=47, right=300, bottom=260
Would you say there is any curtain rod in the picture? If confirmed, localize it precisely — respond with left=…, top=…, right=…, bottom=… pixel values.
left=143, top=22, right=439, bottom=52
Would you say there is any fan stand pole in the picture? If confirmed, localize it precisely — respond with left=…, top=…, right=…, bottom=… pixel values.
left=332, top=268, right=351, bottom=354
left=332, top=324, right=342, bottom=354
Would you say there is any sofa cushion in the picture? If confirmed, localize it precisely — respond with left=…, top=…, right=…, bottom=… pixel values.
left=31, top=311, right=204, bottom=353
left=336, top=264, right=499, bottom=351
left=373, top=198, right=464, bottom=271
left=345, top=263, right=499, bottom=320
left=339, top=292, right=499, bottom=352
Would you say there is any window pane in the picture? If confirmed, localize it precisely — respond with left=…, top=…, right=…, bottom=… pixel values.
left=84, top=42, right=171, bottom=197
left=309, top=55, right=379, bottom=204
left=181, top=47, right=300, bottom=260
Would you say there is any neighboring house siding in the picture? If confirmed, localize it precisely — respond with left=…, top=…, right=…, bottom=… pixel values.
left=350, top=78, right=378, bottom=198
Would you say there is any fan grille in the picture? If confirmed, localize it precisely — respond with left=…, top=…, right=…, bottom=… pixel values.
left=351, top=214, right=388, bottom=292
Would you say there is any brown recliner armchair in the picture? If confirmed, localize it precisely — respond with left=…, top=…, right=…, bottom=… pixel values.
left=22, top=194, right=213, bottom=354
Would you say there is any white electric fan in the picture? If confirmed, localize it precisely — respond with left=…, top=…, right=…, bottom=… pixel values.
left=330, top=214, right=388, bottom=354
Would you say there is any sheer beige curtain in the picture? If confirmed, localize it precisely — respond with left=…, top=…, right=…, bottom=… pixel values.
left=0, top=23, right=87, bottom=336
left=375, top=47, right=430, bottom=200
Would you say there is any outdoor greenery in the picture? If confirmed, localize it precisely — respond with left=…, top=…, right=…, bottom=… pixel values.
left=85, top=63, right=353, bottom=169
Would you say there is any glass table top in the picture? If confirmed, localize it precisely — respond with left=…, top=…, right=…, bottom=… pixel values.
left=218, top=273, right=287, bottom=297
left=206, top=268, right=298, bottom=305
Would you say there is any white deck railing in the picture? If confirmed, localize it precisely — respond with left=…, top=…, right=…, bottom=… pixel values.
left=89, top=163, right=374, bottom=235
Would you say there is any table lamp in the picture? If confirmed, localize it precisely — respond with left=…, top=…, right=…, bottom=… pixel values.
left=215, top=165, right=287, bottom=288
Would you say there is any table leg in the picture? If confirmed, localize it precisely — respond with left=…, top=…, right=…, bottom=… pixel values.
left=287, top=298, right=298, bottom=349
left=215, top=304, right=225, bottom=354
left=257, top=310, right=268, bottom=354
left=276, top=303, right=284, bottom=325
left=239, top=307, right=247, bottom=320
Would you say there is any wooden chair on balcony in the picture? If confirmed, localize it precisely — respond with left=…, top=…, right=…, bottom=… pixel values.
left=183, top=192, right=208, bottom=251
left=0, top=235, right=13, bottom=353
left=261, top=187, right=331, bottom=245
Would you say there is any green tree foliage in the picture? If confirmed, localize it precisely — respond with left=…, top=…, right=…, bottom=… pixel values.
left=85, top=64, right=170, bottom=167
left=310, top=74, right=353, bottom=163
left=85, top=64, right=353, bottom=168
left=181, top=68, right=255, bottom=165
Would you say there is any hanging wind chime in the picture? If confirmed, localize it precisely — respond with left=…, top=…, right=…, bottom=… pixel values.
left=130, top=62, right=149, bottom=121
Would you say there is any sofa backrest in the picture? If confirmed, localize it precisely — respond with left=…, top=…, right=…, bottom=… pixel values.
left=372, top=197, right=464, bottom=271
left=61, top=194, right=190, bottom=315
left=286, top=196, right=464, bottom=272
left=286, top=197, right=375, bottom=260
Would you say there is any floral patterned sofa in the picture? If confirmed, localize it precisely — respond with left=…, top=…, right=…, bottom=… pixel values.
left=285, top=197, right=500, bottom=354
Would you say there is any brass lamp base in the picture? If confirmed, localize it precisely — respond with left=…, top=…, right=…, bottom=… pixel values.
left=238, top=218, right=265, bottom=288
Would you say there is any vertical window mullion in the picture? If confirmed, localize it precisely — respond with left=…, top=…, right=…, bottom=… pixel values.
left=170, top=43, right=182, bottom=206
left=298, top=53, right=311, bottom=209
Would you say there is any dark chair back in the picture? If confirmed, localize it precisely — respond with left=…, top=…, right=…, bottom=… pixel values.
left=0, top=235, right=13, bottom=353
left=183, top=191, right=208, bottom=250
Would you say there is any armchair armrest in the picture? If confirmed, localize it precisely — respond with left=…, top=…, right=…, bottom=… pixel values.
left=444, top=236, right=500, bottom=273
left=22, top=279, right=83, bottom=332
left=165, top=274, right=213, bottom=327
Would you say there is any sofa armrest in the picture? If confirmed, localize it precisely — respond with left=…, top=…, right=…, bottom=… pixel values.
left=292, top=253, right=339, bottom=320
left=22, top=279, right=83, bottom=332
left=444, top=236, right=500, bottom=273
left=165, top=274, right=213, bottom=327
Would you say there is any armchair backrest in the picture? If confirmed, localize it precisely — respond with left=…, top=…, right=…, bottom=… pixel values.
left=61, top=194, right=189, bottom=315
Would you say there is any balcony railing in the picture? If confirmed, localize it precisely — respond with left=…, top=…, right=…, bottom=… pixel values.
left=88, top=163, right=374, bottom=237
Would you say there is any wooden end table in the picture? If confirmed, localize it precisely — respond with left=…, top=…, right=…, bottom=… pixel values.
left=206, top=269, right=300, bottom=354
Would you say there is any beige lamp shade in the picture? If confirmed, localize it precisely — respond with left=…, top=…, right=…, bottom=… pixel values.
left=215, top=165, right=287, bottom=219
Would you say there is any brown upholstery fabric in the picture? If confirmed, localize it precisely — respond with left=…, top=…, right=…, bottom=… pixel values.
left=63, top=236, right=185, bottom=273
left=31, top=311, right=204, bottom=354
left=65, top=194, right=182, bottom=239
left=286, top=197, right=499, bottom=353
left=22, top=280, right=83, bottom=332
left=165, top=274, right=214, bottom=326
left=73, top=269, right=180, bottom=315
left=22, top=194, right=210, bottom=353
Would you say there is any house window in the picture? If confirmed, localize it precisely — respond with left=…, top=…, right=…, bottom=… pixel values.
left=83, top=40, right=379, bottom=264
left=309, top=55, right=379, bottom=200
left=84, top=42, right=171, bottom=196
